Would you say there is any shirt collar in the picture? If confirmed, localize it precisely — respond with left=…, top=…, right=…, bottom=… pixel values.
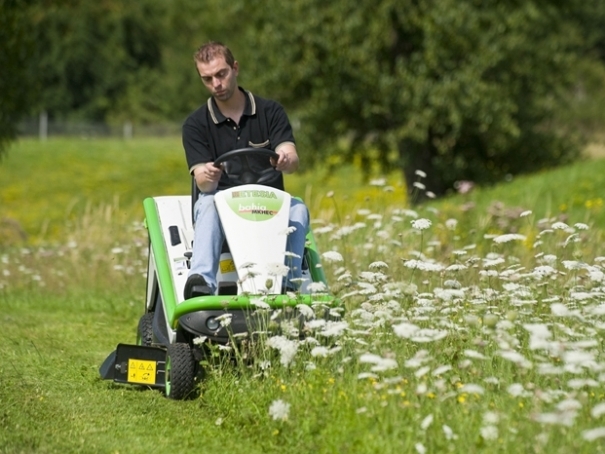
left=207, top=87, right=256, bottom=124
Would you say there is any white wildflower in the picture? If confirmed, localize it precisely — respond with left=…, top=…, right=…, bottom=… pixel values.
left=460, top=384, right=485, bottom=395
left=583, top=428, right=605, bottom=441
left=520, top=210, right=532, bottom=217
left=464, top=350, right=487, bottom=360
left=483, top=257, right=505, bottom=267
left=322, top=251, right=344, bottom=262
left=483, top=412, right=500, bottom=425
left=480, top=425, right=499, bottom=440
left=420, top=414, right=433, bottom=430
left=370, top=178, right=386, bottom=186
left=403, top=260, right=444, bottom=272
left=552, top=222, right=569, bottom=230
left=357, top=372, right=379, bottom=380
left=446, top=264, right=468, bottom=271
left=319, top=321, right=349, bottom=337
left=493, top=234, right=526, bottom=244
left=216, top=313, right=233, bottom=328
left=415, top=366, right=430, bottom=378
left=393, top=322, right=419, bottom=338
left=266, top=263, right=290, bottom=277
left=369, top=261, right=389, bottom=269
left=359, top=353, right=398, bottom=372
left=442, top=424, right=458, bottom=440
left=192, top=336, right=207, bottom=346
left=498, top=350, right=532, bottom=368
left=415, top=443, right=426, bottom=454
left=532, top=266, right=557, bottom=278
left=445, top=219, right=458, bottom=230
left=591, top=403, right=605, bottom=418
left=311, top=346, right=330, bottom=358
left=411, top=218, right=432, bottom=230
left=432, top=365, right=453, bottom=376
left=251, top=298, right=271, bottom=309
left=507, top=383, right=528, bottom=397
left=281, top=226, right=297, bottom=235
left=296, top=304, right=315, bottom=319
left=269, top=399, right=291, bottom=421
left=308, top=281, right=328, bottom=293
left=266, top=335, right=299, bottom=367
left=411, top=329, right=448, bottom=343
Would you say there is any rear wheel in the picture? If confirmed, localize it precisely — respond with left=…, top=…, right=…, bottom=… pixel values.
left=165, top=343, right=196, bottom=400
left=137, top=313, right=154, bottom=346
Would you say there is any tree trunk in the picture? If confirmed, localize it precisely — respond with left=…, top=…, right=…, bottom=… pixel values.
left=398, top=132, right=447, bottom=204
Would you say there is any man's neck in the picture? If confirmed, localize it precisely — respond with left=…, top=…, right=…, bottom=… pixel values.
left=215, top=88, right=246, bottom=124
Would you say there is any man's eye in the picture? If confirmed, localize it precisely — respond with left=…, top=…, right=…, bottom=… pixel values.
left=202, top=77, right=211, bottom=83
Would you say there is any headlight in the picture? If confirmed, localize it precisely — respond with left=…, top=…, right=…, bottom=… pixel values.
left=206, top=317, right=220, bottom=331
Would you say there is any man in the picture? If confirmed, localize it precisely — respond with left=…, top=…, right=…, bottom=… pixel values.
left=182, top=41, right=309, bottom=298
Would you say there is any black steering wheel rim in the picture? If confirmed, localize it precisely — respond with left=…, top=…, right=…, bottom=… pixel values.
left=214, top=147, right=279, bottom=166
left=213, top=147, right=281, bottom=186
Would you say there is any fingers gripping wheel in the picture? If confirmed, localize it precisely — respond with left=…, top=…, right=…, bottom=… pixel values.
left=213, top=148, right=281, bottom=186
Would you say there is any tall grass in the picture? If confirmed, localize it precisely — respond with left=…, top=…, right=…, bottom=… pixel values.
left=2, top=138, right=605, bottom=453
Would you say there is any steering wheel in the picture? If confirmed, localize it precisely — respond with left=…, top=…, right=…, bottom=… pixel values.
left=213, top=147, right=281, bottom=186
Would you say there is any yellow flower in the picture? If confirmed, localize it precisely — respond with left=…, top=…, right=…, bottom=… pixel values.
left=458, top=394, right=467, bottom=404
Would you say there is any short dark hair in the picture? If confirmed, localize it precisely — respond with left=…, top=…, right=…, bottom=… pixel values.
left=193, top=41, right=235, bottom=67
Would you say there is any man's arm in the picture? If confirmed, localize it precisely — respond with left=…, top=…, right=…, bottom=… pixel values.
left=192, top=162, right=223, bottom=193
left=272, top=142, right=299, bottom=174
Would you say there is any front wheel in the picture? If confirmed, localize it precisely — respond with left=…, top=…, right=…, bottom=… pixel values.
left=165, top=343, right=196, bottom=400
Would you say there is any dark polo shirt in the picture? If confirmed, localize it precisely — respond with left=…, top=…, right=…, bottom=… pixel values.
left=182, top=87, right=295, bottom=191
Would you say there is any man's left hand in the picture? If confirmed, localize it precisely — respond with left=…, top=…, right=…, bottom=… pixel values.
left=271, top=145, right=299, bottom=174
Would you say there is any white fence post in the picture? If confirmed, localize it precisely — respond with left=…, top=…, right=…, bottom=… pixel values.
left=123, top=121, right=133, bottom=139
left=39, top=111, right=48, bottom=141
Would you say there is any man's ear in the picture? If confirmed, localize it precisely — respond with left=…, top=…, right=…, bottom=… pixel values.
left=232, top=61, right=239, bottom=76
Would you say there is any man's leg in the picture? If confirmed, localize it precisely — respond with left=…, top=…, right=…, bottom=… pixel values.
left=285, top=198, right=310, bottom=288
left=187, top=192, right=223, bottom=296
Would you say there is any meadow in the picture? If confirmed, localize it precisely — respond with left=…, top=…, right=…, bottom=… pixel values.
left=2, top=137, right=605, bottom=453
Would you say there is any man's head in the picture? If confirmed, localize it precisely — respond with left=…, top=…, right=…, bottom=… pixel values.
left=194, top=42, right=239, bottom=102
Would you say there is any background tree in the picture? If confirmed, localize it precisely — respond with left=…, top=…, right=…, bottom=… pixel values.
left=241, top=0, right=599, bottom=198
left=3, top=0, right=604, bottom=196
left=31, top=0, right=168, bottom=123
left=0, top=0, right=39, bottom=158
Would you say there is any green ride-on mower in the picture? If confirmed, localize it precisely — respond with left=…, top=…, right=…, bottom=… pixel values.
left=99, top=148, right=339, bottom=399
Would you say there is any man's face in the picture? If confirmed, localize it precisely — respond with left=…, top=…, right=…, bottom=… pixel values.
left=196, top=56, right=239, bottom=102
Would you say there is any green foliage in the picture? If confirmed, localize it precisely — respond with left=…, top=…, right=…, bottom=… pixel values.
left=30, top=0, right=168, bottom=122
left=3, top=0, right=605, bottom=197
left=0, top=0, right=39, bottom=157
left=241, top=0, right=599, bottom=197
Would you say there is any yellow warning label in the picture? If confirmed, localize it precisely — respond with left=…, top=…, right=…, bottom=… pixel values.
left=127, top=359, right=157, bottom=385
left=220, top=259, right=236, bottom=274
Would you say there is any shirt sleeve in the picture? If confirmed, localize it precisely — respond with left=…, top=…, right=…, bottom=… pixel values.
left=182, top=112, right=213, bottom=174
left=267, top=101, right=296, bottom=149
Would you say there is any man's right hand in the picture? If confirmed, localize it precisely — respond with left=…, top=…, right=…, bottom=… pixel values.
left=193, top=162, right=223, bottom=192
